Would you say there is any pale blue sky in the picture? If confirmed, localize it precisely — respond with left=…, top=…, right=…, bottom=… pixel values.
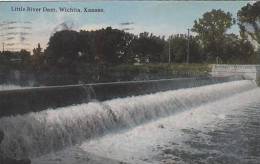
left=0, top=1, right=253, bottom=51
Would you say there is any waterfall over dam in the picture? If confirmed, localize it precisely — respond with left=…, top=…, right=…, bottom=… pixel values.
left=0, top=80, right=257, bottom=160
left=0, top=76, right=242, bottom=117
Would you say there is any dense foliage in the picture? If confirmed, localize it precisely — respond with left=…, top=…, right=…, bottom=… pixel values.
left=237, top=1, right=260, bottom=44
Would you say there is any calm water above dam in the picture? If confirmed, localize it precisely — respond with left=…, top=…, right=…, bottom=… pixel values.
left=0, top=80, right=259, bottom=164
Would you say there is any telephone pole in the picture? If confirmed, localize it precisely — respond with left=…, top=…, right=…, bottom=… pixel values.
left=168, top=36, right=171, bottom=63
left=186, top=28, right=190, bottom=64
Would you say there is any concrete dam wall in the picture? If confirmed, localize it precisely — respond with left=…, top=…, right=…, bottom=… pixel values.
left=212, top=64, right=260, bottom=80
left=0, top=76, right=242, bottom=118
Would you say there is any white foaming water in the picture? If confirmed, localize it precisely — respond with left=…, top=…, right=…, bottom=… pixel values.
left=0, top=84, right=25, bottom=90
left=76, top=87, right=260, bottom=164
left=0, top=80, right=257, bottom=159
left=32, top=84, right=260, bottom=164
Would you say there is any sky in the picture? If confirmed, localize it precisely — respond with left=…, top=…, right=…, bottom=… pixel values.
left=0, top=1, right=253, bottom=52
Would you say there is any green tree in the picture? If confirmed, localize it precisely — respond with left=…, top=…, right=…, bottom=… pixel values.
left=165, top=34, right=202, bottom=63
left=192, top=9, right=236, bottom=62
left=222, top=34, right=256, bottom=64
left=45, top=30, right=80, bottom=72
left=78, top=30, right=95, bottom=63
left=19, top=49, right=31, bottom=66
left=33, top=43, right=42, bottom=56
left=44, top=30, right=81, bottom=84
left=237, top=1, right=260, bottom=44
left=94, top=27, right=135, bottom=64
left=32, top=43, right=45, bottom=71
left=132, top=32, right=165, bottom=63
left=78, top=27, right=135, bottom=64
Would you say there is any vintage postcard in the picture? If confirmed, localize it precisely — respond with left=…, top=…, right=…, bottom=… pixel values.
left=0, top=1, right=259, bottom=164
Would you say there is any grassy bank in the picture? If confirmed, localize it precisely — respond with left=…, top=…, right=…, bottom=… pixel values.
left=0, top=63, right=213, bottom=86
left=106, top=63, right=212, bottom=81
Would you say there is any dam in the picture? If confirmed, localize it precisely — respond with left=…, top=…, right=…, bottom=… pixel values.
left=0, top=73, right=259, bottom=163
left=211, top=64, right=260, bottom=80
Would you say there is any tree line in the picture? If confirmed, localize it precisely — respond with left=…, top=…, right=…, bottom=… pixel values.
left=40, top=3, right=260, bottom=69
left=0, top=2, right=260, bottom=84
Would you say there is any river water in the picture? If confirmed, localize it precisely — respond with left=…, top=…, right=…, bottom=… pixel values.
left=33, top=81, right=260, bottom=164
left=0, top=80, right=259, bottom=163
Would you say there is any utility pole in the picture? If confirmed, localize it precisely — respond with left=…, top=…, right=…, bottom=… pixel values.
left=186, top=28, right=190, bottom=64
left=2, top=42, right=4, bottom=53
left=168, top=36, right=171, bottom=64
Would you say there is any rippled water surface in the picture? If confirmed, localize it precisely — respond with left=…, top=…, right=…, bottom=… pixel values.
left=156, top=102, right=260, bottom=164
